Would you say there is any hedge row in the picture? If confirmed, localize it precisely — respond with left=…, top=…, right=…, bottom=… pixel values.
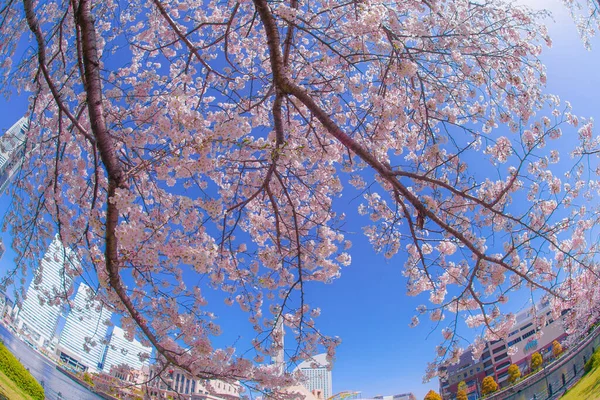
left=0, top=343, right=44, bottom=400
left=584, top=347, right=600, bottom=374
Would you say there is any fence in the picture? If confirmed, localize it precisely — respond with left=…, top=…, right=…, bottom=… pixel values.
left=487, top=325, right=600, bottom=400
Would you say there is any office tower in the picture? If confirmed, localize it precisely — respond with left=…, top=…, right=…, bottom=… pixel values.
left=57, top=282, right=113, bottom=372
left=0, top=116, right=28, bottom=194
left=294, top=353, right=333, bottom=400
left=102, top=326, right=152, bottom=373
left=0, top=117, right=28, bottom=260
left=16, top=235, right=75, bottom=348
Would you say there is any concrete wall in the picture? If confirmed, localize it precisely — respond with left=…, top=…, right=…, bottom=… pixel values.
left=488, top=326, right=600, bottom=400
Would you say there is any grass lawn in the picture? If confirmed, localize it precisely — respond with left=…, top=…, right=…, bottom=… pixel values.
left=562, top=354, right=600, bottom=399
left=0, top=369, right=34, bottom=400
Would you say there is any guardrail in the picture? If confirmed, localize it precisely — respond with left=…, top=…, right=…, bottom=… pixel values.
left=486, top=325, right=600, bottom=400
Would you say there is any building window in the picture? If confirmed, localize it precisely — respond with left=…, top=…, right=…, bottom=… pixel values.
left=497, top=360, right=511, bottom=370
left=493, top=345, right=506, bottom=354
left=522, top=329, right=535, bottom=339
left=508, top=337, right=522, bottom=346
left=520, top=322, right=533, bottom=331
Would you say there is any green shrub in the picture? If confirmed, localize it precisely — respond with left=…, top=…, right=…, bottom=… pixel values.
left=83, top=371, right=94, bottom=386
left=0, top=343, right=44, bottom=400
left=584, top=349, right=600, bottom=374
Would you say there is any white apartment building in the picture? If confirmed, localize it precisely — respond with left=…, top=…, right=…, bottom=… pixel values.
left=16, top=235, right=75, bottom=348
left=147, top=366, right=240, bottom=400
left=294, top=353, right=333, bottom=400
left=102, top=325, right=152, bottom=372
left=57, top=282, right=112, bottom=372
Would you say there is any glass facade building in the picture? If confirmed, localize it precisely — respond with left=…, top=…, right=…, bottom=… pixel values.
left=0, top=117, right=28, bottom=260
left=102, top=325, right=152, bottom=372
left=0, top=117, right=28, bottom=194
left=16, top=236, right=75, bottom=348
left=58, top=282, right=112, bottom=372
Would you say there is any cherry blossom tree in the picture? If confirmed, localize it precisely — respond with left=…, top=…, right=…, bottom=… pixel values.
left=1, top=0, right=600, bottom=390
left=561, top=0, right=600, bottom=48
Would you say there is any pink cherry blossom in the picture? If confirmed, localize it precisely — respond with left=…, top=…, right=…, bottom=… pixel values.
left=0, top=0, right=599, bottom=388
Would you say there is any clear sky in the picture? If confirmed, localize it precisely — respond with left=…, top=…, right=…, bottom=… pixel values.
left=0, top=1, right=599, bottom=400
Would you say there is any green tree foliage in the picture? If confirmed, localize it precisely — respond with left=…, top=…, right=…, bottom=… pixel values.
left=508, top=364, right=521, bottom=384
left=424, top=390, right=442, bottom=400
left=552, top=340, right=563, bottom=358
left=481, top=376, right=498, bottom=396
left=531, top=352, right=543, bottom=371
left=0, top=343, right=44, bottom=400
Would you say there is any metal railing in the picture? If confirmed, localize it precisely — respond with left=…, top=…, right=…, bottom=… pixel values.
left=486, top=324, right=600, bottom=400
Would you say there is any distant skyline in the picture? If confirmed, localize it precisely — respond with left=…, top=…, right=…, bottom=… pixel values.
left=6, top=234, right=149, bottom=374
left=0, top=2, right=599, bottom=400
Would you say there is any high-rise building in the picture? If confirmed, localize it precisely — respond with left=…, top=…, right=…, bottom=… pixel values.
left=16, top=235, right=75, bottom=348
left=101, top=325, right=152, bottom=373
left=0, top=116, right=28, bottom=194
left=0, top=293, right=14, bottom=322
left=0, top=117, right=28, bottom=260
left=57, top=282, right=112, bottom=372
left=294, top=353, right=333, bottom=400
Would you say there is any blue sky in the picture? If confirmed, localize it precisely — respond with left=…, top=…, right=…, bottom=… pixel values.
left=1, top=1, right=600, bottom=399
